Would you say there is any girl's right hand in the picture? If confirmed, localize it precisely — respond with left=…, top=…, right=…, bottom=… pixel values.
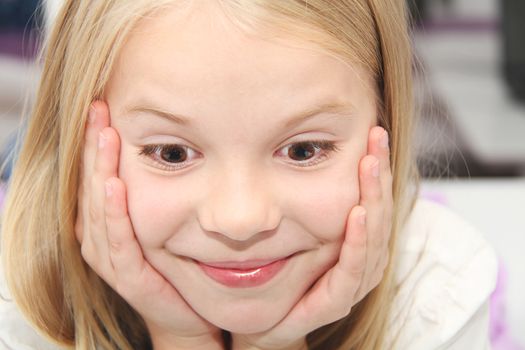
left=75, top=100, right=223, bottom=350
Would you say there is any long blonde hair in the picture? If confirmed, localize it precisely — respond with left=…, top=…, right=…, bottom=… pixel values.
left=1, top=0, right=417, bottom=349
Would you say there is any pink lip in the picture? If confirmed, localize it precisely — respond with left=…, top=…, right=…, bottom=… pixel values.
left=196, top=256, right=290, bottom=288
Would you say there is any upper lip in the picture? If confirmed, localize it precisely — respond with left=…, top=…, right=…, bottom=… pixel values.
left=195, top=255, right=293, bottom=270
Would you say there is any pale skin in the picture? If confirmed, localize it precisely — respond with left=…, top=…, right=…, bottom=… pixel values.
left=79, top=106, right=391, bottom=350
left=76, top=2, right=392, bottom=349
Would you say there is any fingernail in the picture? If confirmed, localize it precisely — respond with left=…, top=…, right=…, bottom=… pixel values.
left=88, top=105, right=96, bottom=124
left=98, top=132, right=106, bottom=149
left=371, top=160, right=380, bottom=178
left=105, top=181, right=113, bottom=198
left=380, top=131, right=389, bottom=149
left=358, top=208, right=366, bottom=225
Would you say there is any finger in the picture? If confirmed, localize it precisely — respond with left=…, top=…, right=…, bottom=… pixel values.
left=82, top=101, right=111, bottom=183
left=367, top=126, right=393, bottom=233
left=326, top=205, right=367, bottom=304
left=81, top=103, right=111, bottom=208
left=367, top=126, right=391, bottom=177
left=104, top=177, right=141, bottom=288
left=359, top=154, right=382, bottom=249
left=367, top=127, right=393, bottom=270
left=77, top=101, right=110, bottom=243
left=91, top=126, right=120, bottom=228
left=271, top=206, right=367, bottom=336
left=104, top=177, right=181, bottom=309
left=85, top=127, right=121, bottom=275
left=90, top=126, right=121, bottom=223
left=354, top=128, right=393, bottom=300
left=354, top=154, right=385, bottom=300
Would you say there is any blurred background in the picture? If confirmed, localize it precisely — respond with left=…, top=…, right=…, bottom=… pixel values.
left=0, top=0, right=524, bottom=348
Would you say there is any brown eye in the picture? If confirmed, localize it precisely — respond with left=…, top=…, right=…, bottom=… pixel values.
left=139, top=144, right=198, bottom=171
left=288, top=142, right=316, bottom=161
left=278, top=140, right=340, bottom=168
left=159, top=145, right=187, bottom=163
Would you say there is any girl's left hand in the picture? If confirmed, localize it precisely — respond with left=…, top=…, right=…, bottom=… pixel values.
left=231, top=126, right=393, bottom=350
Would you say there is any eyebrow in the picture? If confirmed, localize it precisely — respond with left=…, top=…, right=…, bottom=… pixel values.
left=124, top=101, right=355, bottom=128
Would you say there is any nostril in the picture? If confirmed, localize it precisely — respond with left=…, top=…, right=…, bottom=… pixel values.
left=197, top=204, right=281, bottom=243
left=197, top=175, right=281, bottom=241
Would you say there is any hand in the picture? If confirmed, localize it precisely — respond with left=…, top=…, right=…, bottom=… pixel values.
left=231, top=126, right=393, bottom=350
left=75, top=101, right=223, bottom=350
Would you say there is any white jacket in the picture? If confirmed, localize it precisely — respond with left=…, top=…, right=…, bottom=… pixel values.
left=0, top=199, right=498, bottom=349
left=386, top=200, right=497, bottom=349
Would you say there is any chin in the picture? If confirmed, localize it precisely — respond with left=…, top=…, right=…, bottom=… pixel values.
left=203, top=298, right=292, bottom=334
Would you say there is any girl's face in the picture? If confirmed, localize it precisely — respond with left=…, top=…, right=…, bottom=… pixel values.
left=105, top=2, right=377, bottom=333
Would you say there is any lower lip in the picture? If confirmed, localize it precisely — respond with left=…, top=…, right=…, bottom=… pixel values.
left=197, top=257, right=290, bottom=288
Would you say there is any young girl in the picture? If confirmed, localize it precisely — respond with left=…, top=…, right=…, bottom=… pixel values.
left=0, top=0, right=497, bottom=349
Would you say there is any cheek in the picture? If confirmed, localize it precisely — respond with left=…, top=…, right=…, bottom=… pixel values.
left=117, top=149, right=193, bottom=247
left=282, top=164, right=360, bottom=243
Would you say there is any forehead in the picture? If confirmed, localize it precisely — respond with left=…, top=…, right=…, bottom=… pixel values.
left=106, top=1, right=376, bottom=126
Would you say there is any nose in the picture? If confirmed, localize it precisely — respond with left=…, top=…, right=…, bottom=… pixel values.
left=198, top=167, right=281, bottom=242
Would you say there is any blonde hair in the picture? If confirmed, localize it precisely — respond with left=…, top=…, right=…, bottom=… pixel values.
left=1, top=0, right=417, bottom=349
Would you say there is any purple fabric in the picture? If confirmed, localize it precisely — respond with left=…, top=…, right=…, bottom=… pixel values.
left=489, top=262, right=524, bottom=350
left=421, top=190, right=524, bottom=350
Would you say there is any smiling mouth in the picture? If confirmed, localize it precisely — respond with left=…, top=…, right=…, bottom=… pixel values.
left=195, top=255, right=293, bottom=288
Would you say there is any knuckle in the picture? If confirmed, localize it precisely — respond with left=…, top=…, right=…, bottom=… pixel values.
left=347, top=231, right=365, bottom=251
left=347, top=265, right=361, bottom=277
left=108, top=240, right=122, bottom=255
left=89, top=204, right=101, bottom=223
left=93, top=147, right=103, bottom=172
left=364, top=179, right=383, bottom=200
left=361, top=192, right=381, bottom=208
left=369, top=188, right=382, bottom=202
left=348, top=256, right=366, bottom=276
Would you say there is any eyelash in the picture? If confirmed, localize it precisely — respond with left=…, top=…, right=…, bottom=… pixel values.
left=138, top=140, right=341, bottom=171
